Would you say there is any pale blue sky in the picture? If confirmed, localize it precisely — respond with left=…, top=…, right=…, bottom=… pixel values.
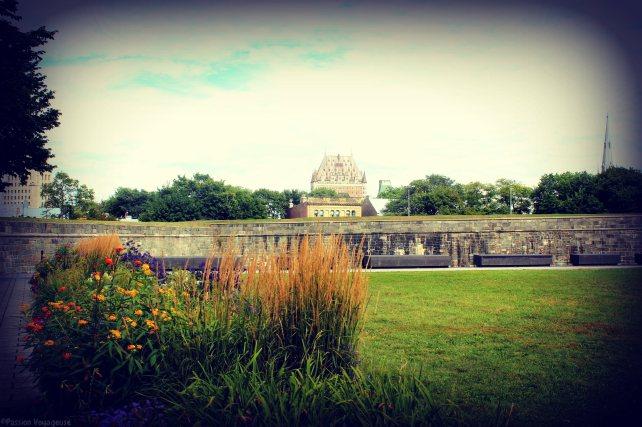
left=29, top=1, right=640, bottom=200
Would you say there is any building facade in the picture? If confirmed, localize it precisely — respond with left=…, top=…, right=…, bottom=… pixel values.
left=0, top=171, right=53, bottom=217
left=287, top=196, right=378, bottom=219
left=310, top=154, right=367, bottom=198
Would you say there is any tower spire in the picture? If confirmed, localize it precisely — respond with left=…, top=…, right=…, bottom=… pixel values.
left=601, top=114, right=613, bottom=172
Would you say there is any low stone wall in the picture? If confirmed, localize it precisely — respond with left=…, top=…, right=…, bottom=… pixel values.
left=1, top=215, right=641, bottom=273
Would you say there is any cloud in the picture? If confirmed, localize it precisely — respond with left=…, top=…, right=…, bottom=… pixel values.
left=204, top=61, right=268, bottom=90
left=301, top=47, right=349, bottom=66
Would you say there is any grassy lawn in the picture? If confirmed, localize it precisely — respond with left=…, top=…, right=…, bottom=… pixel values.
left=363, top=269, right=642, bottom=425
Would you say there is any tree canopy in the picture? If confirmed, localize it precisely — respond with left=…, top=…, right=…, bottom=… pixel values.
left=41, top=172, right=99, bottom=219
left=0, top=0, right=60, bottom=191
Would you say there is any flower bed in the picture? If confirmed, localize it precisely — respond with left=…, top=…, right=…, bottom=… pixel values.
left=23, top=234, right=444, bottom=424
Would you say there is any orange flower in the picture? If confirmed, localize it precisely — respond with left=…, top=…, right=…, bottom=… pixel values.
left=62, top=352, right=72, bottom=361
left=145, top=319, right=158, bottom=331
left=134, top=309, right=143, bottom=316
left=124, top=289, right=138, bottom=298
left=78, top=319, right=88, bottom=326
left=26, top=321, right=43, bottom=333
left=108, top=314, right=117, bottom=321
left=126, top=344, right=137, bottom=351
left=44, top=339, right=55, bottom=346
left=93, top=272, right=101, bottom=281
left=105, top=257, right=113, bottom=266
left=151, top=308, right=159, bottom=316
left=109, top=329, right=121, bottom=339
left=136, top=344, right=142, bottom=350
left=20, top=303, right=30, bottom=313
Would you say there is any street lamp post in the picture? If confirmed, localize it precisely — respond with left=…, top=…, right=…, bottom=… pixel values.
left=407, top=185, right=413, bottom=216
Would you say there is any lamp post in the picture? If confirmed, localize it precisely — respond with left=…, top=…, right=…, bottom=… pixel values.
left=509, top=186, right=513, bottom=215
left=407, top=185, right=413, bottom=216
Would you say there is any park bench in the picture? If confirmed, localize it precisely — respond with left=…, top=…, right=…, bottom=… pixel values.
left=362, top=255, right=450, bottom=269
left=160, top=256, right=243, bottom=271
left=473, top=254, right=552, bottom=267
left=570, top=253, right=620, bottom=266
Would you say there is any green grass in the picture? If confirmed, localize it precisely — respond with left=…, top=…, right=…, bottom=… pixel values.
left=362, top=269, right=642, bottom=425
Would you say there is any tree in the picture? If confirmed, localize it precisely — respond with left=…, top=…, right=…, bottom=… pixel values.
left=138, top=174, right=269, bottom=222
left=384, top=175, right=465, bottom=215
left=41, top=172, right=96, bottom=219
left=495, top=179, right=533, bottom=214
left=253, top=188, right=288, bottom=219
left=101, top=187, right=150, bottom=218
left=309, top=187, right=338, bottom=197
left=532, top=172, right=604, bottom=214
left=282, top=189, right=306, bottom=206
left=596, top=167, right=642, bottom=213
left=0, top=0, right=60, bottom=191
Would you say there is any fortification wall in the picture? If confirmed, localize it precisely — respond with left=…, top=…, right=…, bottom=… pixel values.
left=1, top=215, right=641, bottom=273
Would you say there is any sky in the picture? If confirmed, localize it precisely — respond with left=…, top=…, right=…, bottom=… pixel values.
left=16, top=0, right=642, bottom=200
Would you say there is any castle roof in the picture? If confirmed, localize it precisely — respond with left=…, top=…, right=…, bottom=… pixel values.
left=311, top=154, right=366, bottom=184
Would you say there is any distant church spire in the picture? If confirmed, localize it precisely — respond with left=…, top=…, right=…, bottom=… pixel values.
left=601, top=114, right=613, bottom=172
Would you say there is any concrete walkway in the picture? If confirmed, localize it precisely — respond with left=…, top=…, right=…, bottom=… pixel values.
left=0, top=274, right=42, bottom=416
left=367, top=265, right=642, bottom=272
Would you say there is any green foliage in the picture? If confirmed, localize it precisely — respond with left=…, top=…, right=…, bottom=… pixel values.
left=596, top=167, right=642, bottom=213
left=41, top=172, right=97, bottom=219
left=532, top=172, right=603, bottom=214
left=383, top=174, right=529, bottom=216
left=156, top=359, right=451, bottom=426
left=0, top=0, right=60, bottom=191
left=101, top=187, right=150, bottom=218
left=136, top=174, right=302, bottom=221
left=253, top=188, right=288, bottom=218
left=282, top=188, right=306, bottom=206
left=309, top=187, right=338, bottom=197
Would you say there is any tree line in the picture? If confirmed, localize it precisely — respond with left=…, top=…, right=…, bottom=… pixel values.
left=38, top=167, right=641, bottom=221
left=382, top=167, right=642, bottom=215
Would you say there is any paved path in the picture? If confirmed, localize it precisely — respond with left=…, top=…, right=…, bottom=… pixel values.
left=367, top=265, right=642, bottom=272
left=0, top=274, right=42, bottom=416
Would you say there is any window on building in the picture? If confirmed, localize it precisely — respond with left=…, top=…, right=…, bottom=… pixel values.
left=351, top=210, right=356, bottom=216
left=314, top=210, right=318, bottom=217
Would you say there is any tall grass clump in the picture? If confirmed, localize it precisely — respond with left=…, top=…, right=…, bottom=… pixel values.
left=160, top=235, right=368, bottom=380
left=75, top=233, right=122, bottom=258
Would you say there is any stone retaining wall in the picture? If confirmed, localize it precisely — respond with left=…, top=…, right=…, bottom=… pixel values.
left=1, top=215, right=641, bottom=273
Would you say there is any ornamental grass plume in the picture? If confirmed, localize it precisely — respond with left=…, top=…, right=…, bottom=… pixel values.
left=75, top=234, right=122, bottom=258
left=200, top=234, right=368, bottom=372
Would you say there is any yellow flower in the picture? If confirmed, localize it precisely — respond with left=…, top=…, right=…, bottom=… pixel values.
left=109, top=329, right=121, bottom=339
left=78, top=319, right=88, bottom=326
left=93, top=272, right=101, bottom=281
left=124, top=289, right=138, bottom=298
left=136, top=344, right=142, bottom=350
left=134, top=309, right=143, bottom=316
left=43, top=339, right=55, bottom=346
left=92, top=293, right=106, bottom=302
left=108, top=314, right=117, bottom=321
left=129, top=321, right=137, bottom=327
left=151, top=308, right=159, bottom=316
